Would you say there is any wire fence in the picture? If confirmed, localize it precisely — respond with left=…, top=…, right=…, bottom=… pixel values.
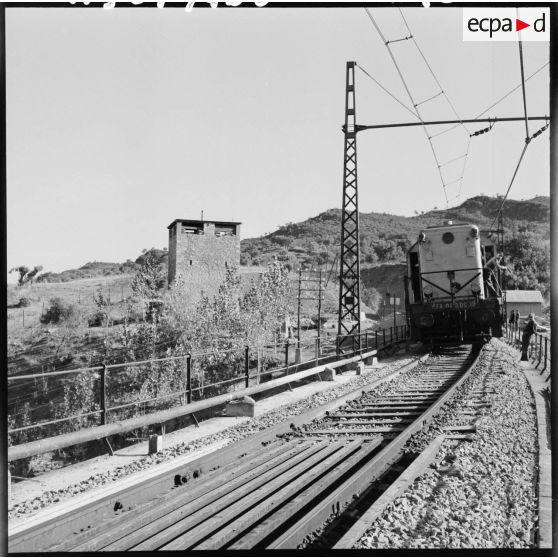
left=7, top=325, right=409, bottom=445
left=7, top=283, right=136, bottom=331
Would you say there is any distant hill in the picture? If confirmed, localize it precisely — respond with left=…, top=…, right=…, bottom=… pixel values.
left=32, top=195, right=548, bottom=286
left=36, top=248, right=168, bottom=283
left=240, top=195, right=549, bottom=270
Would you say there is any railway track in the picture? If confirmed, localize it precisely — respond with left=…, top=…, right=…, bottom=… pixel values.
left=10, top=345, right=484, bottom=552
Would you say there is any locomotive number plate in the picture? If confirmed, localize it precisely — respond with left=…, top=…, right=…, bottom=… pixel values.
left=431, top=299, right=475, bottom=310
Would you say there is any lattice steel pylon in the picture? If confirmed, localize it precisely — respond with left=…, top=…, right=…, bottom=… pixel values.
left=337, top=61, right=361, bottom=352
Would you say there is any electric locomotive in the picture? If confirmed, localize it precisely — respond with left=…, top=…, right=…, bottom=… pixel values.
left=405, top=221, right=504, bottom=344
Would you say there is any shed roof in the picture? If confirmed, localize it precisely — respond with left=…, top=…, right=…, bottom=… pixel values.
left=504, top=290, right=544, bottom=303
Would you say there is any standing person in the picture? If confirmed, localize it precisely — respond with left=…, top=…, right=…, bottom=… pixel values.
left=521, top=313, right=546, bottom=361
left=509, top=310, right=516, bottom=327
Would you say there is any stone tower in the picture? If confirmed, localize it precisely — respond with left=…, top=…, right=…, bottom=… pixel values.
left=167, top=219, right=241, bottom=294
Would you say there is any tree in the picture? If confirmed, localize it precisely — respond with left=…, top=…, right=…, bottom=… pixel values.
left=505, top=233, right=550, bottom=295
left=193, top=264, right=244, bottom=352
left=9, top=265, right=43, bottom=286
left=241, top=259, right=291, bottom=350
left=90, top=289, right=112, bottom=328
left=131, top=253, right=166, bottom=322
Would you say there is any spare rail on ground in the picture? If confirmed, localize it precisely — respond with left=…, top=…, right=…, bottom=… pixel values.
left=8, top=325, right=409, bottom=462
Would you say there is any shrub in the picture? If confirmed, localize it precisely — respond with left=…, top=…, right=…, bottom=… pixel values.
left=18, top=297, right=31, bottom=308
left=88, top=311, right=105, bottom=328
left=41, top=297, right=78, bottom=324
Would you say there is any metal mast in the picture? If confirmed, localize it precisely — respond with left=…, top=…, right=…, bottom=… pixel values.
left=337, top=61, right=361, bottom=351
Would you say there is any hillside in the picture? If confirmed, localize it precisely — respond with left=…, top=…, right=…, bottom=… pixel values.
left=35, top=249, right=169, bottom=283
left=240, top=195, right=549, bottom=270
left=7, top=194, right=549, bottom=376
left=26, top=195, right=548, bottom=285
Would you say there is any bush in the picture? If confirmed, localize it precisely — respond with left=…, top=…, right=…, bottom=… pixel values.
left=88, top=311, right=105, bottom=328
left=41, top=297, right=78, bottom=324
left=18, top=297, right=31, bottom=308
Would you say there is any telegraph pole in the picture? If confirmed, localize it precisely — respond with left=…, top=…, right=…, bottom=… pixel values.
left=297, top=268, right=302, bottom=348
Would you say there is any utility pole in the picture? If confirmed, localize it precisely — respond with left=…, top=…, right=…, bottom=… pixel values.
left=338, top=61, right=361, bottom=354
left=497, top=210, right=505, bottom=290
left=317, top=270, right=323, bottom=342
left=387, top=291, right=398, bottom=329
left=297, top=268, right=302, bottom=348
left=295, top=269, right=324, bottom=348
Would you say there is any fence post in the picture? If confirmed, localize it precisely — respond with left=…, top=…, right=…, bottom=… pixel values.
left=186, top=354, right=192, bottom=404
left=336, top=336, right=340, bottom=359
left=365, top=332, right=369, bottom=352
left=101, top=365, right=107, bottom=425
left=285, top=339, right=290, bottom=374
left=538, top=335, right=543, bottom=366
left=543, top=338, right=548, bottom=372
left=315, top=337, right=320, bottom=365
left=245, top=346, right=250, bottom=388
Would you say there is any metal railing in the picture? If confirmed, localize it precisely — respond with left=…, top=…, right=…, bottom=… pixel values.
left=8, top=325, right=410, bottom=444
left=504, top=322, right=551, bottom=376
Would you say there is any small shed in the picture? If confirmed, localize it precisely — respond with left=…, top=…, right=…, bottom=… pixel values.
left=504, top=290, right=544, bottom=318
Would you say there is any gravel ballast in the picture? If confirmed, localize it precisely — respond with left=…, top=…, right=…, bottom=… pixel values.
left=9, top=355, right=416, bottom=521
left=354, top=339, right=538, bottom=550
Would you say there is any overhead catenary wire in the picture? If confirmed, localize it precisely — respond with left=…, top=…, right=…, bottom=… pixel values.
left=433, top=61, right=548, bottom=141
left=363, top=8, right=423, bottom=117
left=487, top=117, right=549, bottom=236
left=398, top=8, right=470, bottom=135
left=487, top=20, right=549, bottom=236
left=355, top=63, right=420, bottom=120
left=488, top=142, right=529, bottom=233
left=517, top=17, right=530, bottom=140
left=363, top=7, right=470, bottom=206
left=475, top=61, right=548, bottom=119
left=456, top=136, right=472, bottom=201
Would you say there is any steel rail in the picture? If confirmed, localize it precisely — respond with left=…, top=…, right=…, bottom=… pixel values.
left=9, top=354, right=427, bottom=553
left=8, top=349, right=378, bottom=462
left=332, top=434, right=447, bottom=549
left=268, top=347, right=481, bottom=549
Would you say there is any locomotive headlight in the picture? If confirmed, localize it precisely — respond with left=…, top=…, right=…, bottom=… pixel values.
left=418, top=232, right=427, bottom=243
left=470, top=226, right=479, bottom=239
left=471, top=283, right=481, bottom=295
left=418, top=314, right=435, bottom=327
left=423, top=285, right=433, bottom=297
left=472, top=309, right=495, bottom=325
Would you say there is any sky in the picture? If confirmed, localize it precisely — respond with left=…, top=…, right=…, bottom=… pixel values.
left=6, top=4, right=550, bottom=279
